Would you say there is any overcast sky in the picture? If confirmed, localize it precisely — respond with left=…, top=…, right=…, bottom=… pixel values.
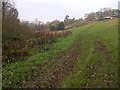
left=15, top=0, right=119, bottom=23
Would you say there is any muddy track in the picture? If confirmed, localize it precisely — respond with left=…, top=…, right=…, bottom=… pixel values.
left=82, top=40, right=113, bottom=88
left=93, top=40, right=111, bottom=62
left=22, top=39, right=82, bottom=88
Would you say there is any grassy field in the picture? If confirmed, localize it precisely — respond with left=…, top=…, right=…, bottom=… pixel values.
left=58, top=19, right=118, bottom=88
left=2, top=19, right=118, bottom=88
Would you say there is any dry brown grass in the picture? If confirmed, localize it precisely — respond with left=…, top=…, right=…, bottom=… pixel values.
left=2, top=30, right=72, bottom=64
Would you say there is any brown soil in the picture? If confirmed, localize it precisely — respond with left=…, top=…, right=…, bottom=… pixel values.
left=21, top=39, right=82, bottom=88
left=82, top=40, right=113, bottom=88
left=93, top=40, right=111, bottom=61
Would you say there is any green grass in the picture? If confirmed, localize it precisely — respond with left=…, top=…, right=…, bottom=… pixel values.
left=2, top=19, right=118, bottom=88
left=2, top=26, right=80, bottom=87
left=58, top=19, right=118, bottom=88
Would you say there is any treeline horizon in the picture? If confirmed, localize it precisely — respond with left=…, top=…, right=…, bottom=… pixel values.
left=2, top=0, right=119, bottom=64
left=17, top=8, right=119, bottom=30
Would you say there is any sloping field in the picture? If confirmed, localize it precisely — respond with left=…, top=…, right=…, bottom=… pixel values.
left=2, top=19, right=118, bottom=88
left=58, top=19, right=118, bottom=88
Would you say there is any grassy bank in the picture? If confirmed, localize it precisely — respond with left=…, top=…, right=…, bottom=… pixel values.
left=2, top=19, right=118, bottom=88
left=59, top=19, right=118, bottom=88
left=2, top=26, right=80, bottom=87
